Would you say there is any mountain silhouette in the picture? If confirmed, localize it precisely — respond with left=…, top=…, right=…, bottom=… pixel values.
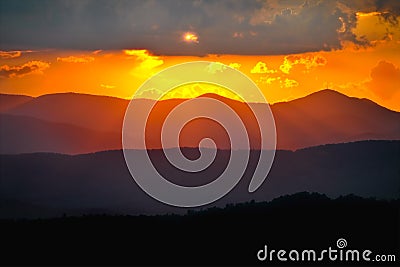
left=0, top=114, right=120, bottom=154
left=0, top=93, right=33, bottom=112
left=272, top=89, right=400, bottom=149
left=2, top=92, right=129, bottom=132
left=1, top=89, right=399, bottom=153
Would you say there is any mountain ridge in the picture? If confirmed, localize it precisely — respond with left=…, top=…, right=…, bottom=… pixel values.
left=0, top=114, right=121, bottom=154
left=1, top=89, right=399, bottom=111
left=1, top=89, right=399, bottom=153
left=1, top=140, right=398, bottom=218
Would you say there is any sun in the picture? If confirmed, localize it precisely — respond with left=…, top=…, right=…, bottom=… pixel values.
left=183, top=32, right=199, bottom=43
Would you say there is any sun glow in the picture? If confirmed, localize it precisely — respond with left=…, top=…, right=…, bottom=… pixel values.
left=183, top=32, right=199, bottom=43
left=356, top=11, right=386, bottom=17
left=159, top=82, right=242, bottom=101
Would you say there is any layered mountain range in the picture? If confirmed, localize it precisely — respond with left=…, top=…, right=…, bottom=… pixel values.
left=1, top=89, right=399, bottom=154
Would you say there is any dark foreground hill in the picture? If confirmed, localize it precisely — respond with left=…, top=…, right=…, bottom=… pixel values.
left=0, top=192, right=398, bottom=265
left=0, top=140, right=399, bottom=218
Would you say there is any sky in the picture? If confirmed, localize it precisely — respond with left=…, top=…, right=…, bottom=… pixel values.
left=0, top=0, right=400, bottom=111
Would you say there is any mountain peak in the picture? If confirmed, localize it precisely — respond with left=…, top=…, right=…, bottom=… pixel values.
left=197, top=93, right=228, bottom=100
left=303, top=89, right=349, bottom=99
left=315, top=88, right=343, bottom=94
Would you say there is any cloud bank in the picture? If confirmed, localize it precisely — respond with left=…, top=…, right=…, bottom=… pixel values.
left=1, top=0, right=399, bottom=55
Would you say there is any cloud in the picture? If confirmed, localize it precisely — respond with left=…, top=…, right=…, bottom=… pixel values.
left=0, top=50, right=34, bottom=59
left=250, top=61, right=277, bottom=74
left=343, top=0, right=400, bottom=25
left=206, top=62, right=227, bottom=74
left=124, top=50, right=146, bottom=57
left=0, top=50, right=22, bottom=59
left=366, top=60, right=400, bottom=99
left=283, top=78, right=299, bottom=88
left=1, top=0, right=395, bottom=55
left=257, top=76, right=281, bottom=85
left=233, top=32, right=244, bottom=38
left=229, top=62, right=241, bottom=70
left=280, top=54, right=327, bottom=74
left=57, top=55, right=95, bottom=63
left=0, top=61, right=50, bottom=78
left=100, top=84, right=116, bottom=89
left=135, top=88, right=164, bottom=99
left=124, top=49, right=164, bottom=70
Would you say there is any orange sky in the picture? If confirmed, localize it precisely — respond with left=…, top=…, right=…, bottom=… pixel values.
left=1, top=12, right=400, bottom=111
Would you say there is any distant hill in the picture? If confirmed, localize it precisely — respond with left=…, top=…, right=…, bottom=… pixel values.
left=0, top=93, right=33, bottom=112
left=0, top=114, right=120, bottom=154
left=0, top=140, right=398, bottom=219
left=1, top=90, right=399, bottom=153
left=2, top=92, right=129, bottom=132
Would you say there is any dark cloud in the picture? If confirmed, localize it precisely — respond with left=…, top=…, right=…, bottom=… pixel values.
left=341, top=0, right=400, bottom=25
left=0, top=0, right=397, bottom=55
left=0, top=51, right=22, bottom=59
left=0, top=50, right=34, bottom=59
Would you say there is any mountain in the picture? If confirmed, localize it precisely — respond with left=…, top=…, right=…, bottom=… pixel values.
left=1, top=89, right=399, bottom=153
left=1, top=140, right=398, bottom=218
left=0, top=93, right=33, bottom=112
left=0, top=114, right=120, bottom=154
left=3, top=92, right=129, bottom=132
left=272, top=89, right=400, bottom=149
